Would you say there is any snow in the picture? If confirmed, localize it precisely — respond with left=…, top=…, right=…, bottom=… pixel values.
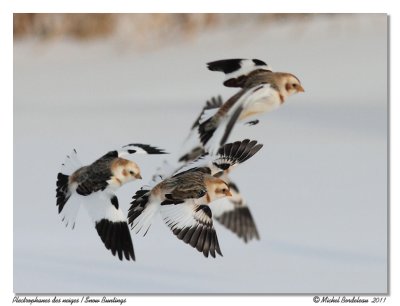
left=13, top=14, right=387, bottom=293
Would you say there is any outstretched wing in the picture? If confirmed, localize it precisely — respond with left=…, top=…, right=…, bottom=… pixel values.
left=210, top=179, right=259, bottom=243
left=128, top=189, right=159, bottom=236
left=174, top=139, right=263, bottom=176
left=207, top=58, right=272, bottom=88
left=160, top=201, right=222, bottom=258
left=83, top=191, right=135, bottom=261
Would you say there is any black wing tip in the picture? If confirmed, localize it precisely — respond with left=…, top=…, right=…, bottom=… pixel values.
left=252, top=59, right=267, bottom=66
left=198, top=118, right=217, bottom=146
left=206, top=95, right=223, bottom=109
left=95, top=219, right=135, bottom=261
left=218, top=139, right=263, bottom=164
left=128, top=190, right=150, bottom=225
left=216, top=206, right=260, bottom=243
left=56, top=173, right=70, bottom=213
left=173, top=225, right=223, bottom=259
left=123, top=143, right=168, bottom=155
left=207, top=59, right=244, bottom=73
left=207, top=59, right=267, bottom=72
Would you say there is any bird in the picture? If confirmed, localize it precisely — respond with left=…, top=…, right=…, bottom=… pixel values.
left=162, top=97, right=261, bottom=244
left=55, top=143, right=167, bottom=261
left=198, top=58, right=304, bottom=151
left=128, top=139, right=263, bottom=258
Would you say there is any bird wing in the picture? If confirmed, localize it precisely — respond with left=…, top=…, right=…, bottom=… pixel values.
left=56, top=149, right=83, bottom=229
left=207, top=58, right=272, bottom=88
left=198, top=84, right=270, bottom=151
left=160, top=201, right=222, bottom=258
left=82, top=191, right=135, bottom=261
left=74, top=165, right=112, bottom=196
left=191, top=95, right=224, bottom=130
left=209, top=179, right=260, bottom=243
left=174, top=139, right=263, bottom=176
left=118, top=143, right=168, bottom=157
left=128, top=189, right=160, bottom=236
left=179, top=96, right=223, bottom=163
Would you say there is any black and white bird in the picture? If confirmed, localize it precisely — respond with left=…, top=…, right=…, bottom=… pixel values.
left=163, top=97, right=261, bottom=244
left=199, top=58, right=304, bottom=151
left=128, top=139, right=263, bottom=258
left=55, top=143, right=167, bottom=261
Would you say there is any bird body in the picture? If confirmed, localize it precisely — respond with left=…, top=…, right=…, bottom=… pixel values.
left=199, top=59, right=304, bottom=150
left=128, top=139, right=263, bottom=257
left=55, top=143, right=166, bottom=261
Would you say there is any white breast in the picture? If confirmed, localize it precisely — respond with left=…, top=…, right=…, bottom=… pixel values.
left=239, top=84, right=281, bottom=120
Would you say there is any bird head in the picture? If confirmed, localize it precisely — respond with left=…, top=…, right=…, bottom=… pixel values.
left=207, top=177, right=232, bottom=200
left=113, top=159, right=142, bottom=184
left=279, top=73, right=304, bottom=98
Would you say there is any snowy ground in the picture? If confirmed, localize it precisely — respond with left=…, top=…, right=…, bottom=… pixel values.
left=13, top=14, right=387, bottom=293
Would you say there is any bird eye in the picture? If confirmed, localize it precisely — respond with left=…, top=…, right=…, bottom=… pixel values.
left=129, top=171, right=134, bottom=175
left=222, top=188, right=226, bottom=192
left=293, top=83, right=297, bottom=87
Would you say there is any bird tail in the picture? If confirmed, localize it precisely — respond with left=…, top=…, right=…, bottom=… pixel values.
left=56, top=149, right=82, bottom=229
left=128, top=189, right=159, bottom=236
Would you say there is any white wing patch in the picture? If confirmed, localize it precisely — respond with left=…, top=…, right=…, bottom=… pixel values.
left=225, top=59, right=272, bottom=83
left=161, top=201, right=200, bottom=230
left=82, top=191, right=126, bottom=224
left=60, top=149, right=81, bottom=175
left=209, top=197, right=236, bottom=218
left=59, top=193, right=82, bottom=229
left=130, top=196, right=161, bottom=236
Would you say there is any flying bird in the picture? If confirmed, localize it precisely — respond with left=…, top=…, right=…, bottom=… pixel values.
left=128, top=139, right=263, bottom=258
left=162, top=97, right=261, bottom=244
left=199, top=58, right=304, bottom=151
left=55, top=143, right=167, bottom=261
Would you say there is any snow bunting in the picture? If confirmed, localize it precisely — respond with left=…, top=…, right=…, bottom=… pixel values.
left=210, top=172, right=259, bottom=243
left=128, top=139, right=263, bottom=257
left=199, top=58, right=304, bottom=151
left=55, top=143, right=167, bottom=261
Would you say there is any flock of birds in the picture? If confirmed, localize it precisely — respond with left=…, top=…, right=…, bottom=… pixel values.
left=55, top=58, right=304, bottom=261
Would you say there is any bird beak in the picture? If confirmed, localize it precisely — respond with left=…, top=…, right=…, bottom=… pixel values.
left=225, top=190, right=232, bottom=197
left=135, top=173, right=142, bottom=179
left=297, top=85, right=305, bottom=93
